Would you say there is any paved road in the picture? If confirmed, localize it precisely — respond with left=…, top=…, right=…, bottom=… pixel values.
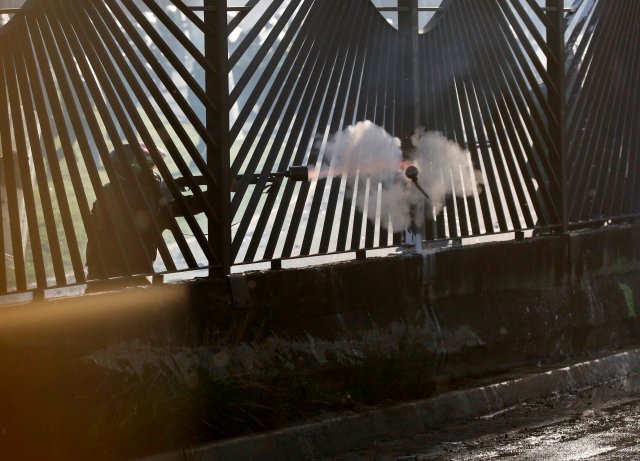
left=326, top=376, right=640, bottom=461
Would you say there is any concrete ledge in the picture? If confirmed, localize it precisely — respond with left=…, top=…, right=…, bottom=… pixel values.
left=141, top=348, right=640, bottom=461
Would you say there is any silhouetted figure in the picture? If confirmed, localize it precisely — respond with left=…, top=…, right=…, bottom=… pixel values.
left=85, top=143, right=201, bottom=281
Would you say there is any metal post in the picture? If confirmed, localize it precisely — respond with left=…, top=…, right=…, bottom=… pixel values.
left=546, top=0, right=568, bottom=233
left=398, top=0, right=423, bottom=249
left=205, top=0, right=231, bottom=275
left=398, top=0, right=421, bottom=140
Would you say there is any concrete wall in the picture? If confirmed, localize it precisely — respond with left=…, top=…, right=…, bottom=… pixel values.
left=3, top=225, right=640, bottom=385
left=4, top=224, right=640, bottom=459
left=190, top=225, right=640, bottom=381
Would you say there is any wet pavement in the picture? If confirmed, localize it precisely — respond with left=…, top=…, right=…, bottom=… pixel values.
left=326, top=375, right=640, bottom=461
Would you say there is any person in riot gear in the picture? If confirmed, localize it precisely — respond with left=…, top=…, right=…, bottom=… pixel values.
left=85, top=143, right=202, bottom=281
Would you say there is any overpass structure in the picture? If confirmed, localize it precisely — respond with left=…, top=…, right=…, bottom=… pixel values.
left=0, top=0, right=638, bottom=295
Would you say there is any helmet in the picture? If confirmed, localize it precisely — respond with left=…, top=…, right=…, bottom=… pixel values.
left=108, top=143, right=166, bottom=181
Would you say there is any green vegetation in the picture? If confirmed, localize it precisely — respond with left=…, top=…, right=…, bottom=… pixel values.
left=2, top=343, right=441, bottom=460
left=619, top=281, right=636, bottom=317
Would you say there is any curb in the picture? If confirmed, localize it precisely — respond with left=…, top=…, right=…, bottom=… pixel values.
left=141, top=348, right=640, bottom=461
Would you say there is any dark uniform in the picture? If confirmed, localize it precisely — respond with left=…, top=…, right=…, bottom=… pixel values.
left=85, top=143, right=201, bottom=280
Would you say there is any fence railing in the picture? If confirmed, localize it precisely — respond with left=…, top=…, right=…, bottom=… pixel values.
left=0, top=0, right=638, bottom=295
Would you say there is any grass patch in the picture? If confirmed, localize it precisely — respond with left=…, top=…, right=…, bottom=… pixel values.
left=1, top=344, right=441, bottom=460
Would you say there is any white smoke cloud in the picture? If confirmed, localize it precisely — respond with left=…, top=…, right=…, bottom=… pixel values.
left=323, top=121, right=483, bottom=231
left=411, top=128, right=484, bottom=215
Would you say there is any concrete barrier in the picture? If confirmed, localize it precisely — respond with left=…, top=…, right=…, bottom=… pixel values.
left=4, top=226, right=640, bottom=381
left=179, top=225, right=640, bottom=381
left=2, top=224, right=640, bottom=459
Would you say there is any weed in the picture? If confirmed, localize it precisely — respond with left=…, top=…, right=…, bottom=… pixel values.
left=0, top=339, right=443, bottom=460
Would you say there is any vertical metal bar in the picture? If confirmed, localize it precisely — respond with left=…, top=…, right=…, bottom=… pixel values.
left=456, top=81, right=494, bottom=234
left=121, top=0, right=216, bottom=109
left=41, top=3, right=145, bottom=278
left=15, top=43, right=67, bottom=286
left=621, top=4, right=640, bottom=216
left=417, top=32, right=437, bottom=240
left=229, top=0, right=301, bottom=107
left=449, top=4, right=498, bottom=236
left=347, top=2, right=387, bottom=251
left=65, top=0, right=214, bottom=274
left=89, top=0, right=215, bottom=198
left=229, top=0, right=316, bottom=148
left=360, top=20, right=385, bottom=250
left=234, top=0, right=336, bottom=260
left=591, top=2, right=635, bottom=219
left=350, top=4, right=386, bottom=251
left=382, top=28, right=401, bottom=246
left=317, top=1, right=372, bottom=254
left=256, top=30, right=325, bottom=260
left=376, top=23, right=396, bottom=244
left=5, top=51, right=47, bottom=289
left=491, top=1, right=560, bottom=225
left=101, top=0, right=217, bottom=182
left=281, top=2, right=352, bottom=256
left=238, top=1, right=344, bottom=260
left=497, top=2, right=560, bottom=168
left=0, top=59, right=27, bottom=291
left=439, top=12, right=480, bottom=236
left=333, top=3, right=374, bottom=252
left=398, top=0, right=420, bottom=142
left=547, top=0, right=568, bottom=232
left=14, top=50, right=56, bottom=289
left=54, top=1, right=178, bottom=273
left=300, top=1, right=365, bottom=255
left=565, top=1, right=618, bottom=221
left=227, top=0, right=285, bottom=69
left=451, top=1, right=508, bottom=233
left=26, top=8, right=87, bottom=283
left=56, top=2, right=177, bottom=274
left=400, top=0, right=431, bottom=243
left=247, top=1, right=327, bottom=260
left=565, top=0, right=599, bottom=105
left=468, top=3, right=541, bottom=230
left=430, top=20, right=462, bottom=238
left=38, top=5, right=117, bottom=280
left=113, top=0, right=216, bottom=148
left=138, top=0, right=212, bottom=70
left=378, top=28, right=404, bottom=248
left=205, top=0, right=231, bottom=275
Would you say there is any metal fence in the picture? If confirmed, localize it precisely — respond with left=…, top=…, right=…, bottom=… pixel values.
left=0, top=0, right=638, bottom=295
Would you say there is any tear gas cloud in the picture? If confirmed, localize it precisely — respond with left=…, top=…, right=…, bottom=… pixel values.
left=322, top=121, right=483, bottom=231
